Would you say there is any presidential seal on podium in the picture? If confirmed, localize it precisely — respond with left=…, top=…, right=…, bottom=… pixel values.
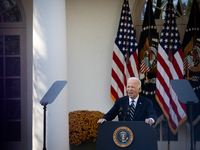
left=113, top=126, right=134, bottom=147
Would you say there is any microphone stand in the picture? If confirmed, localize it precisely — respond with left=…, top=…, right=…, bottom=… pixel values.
left=119, top=105, right=131, bottom=121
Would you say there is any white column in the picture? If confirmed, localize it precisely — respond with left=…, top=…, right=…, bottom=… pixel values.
left=33, top=0, right=68, bottom=150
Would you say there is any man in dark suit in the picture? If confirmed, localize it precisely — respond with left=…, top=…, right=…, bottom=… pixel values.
left=97, top=77, right=157, bottom=126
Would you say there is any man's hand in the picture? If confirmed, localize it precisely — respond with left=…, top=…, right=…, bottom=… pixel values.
left=145, top=118, right=153, bottom=126
left=97, top=118, right=106, bottom=124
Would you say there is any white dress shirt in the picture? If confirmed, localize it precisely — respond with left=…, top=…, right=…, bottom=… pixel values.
left=128, top=95, right=154, bottom=123
left=129, top=95, right=139, bottom=107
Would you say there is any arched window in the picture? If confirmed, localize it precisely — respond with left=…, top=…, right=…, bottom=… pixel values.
left=0, top=0, right=27, bottom=149
left=0, top=0, right=22, bottom=22
left=141, top=0, right=194, bottom=20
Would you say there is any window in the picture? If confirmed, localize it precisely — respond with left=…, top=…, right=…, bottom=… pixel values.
left=0, top=35, right=21, bottom=141
left=0, top=0, right=22, bottom=22
left=141, top=0, right=194, bottom=20
left=0, top=1, right=26, bottom=149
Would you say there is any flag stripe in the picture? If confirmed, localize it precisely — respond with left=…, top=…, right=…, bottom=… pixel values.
left=113, top=45, right=125, bottom=74
left=156, top=2, right=187, bottom=134
left=110, top=0, right=139, bottom=102
left=110, top=85, right=119, bottom=100
left=111, top=68, right=124, bottom=95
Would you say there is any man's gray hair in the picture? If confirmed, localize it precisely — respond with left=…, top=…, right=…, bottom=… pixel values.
left=127, top=77, right=141, bottom=88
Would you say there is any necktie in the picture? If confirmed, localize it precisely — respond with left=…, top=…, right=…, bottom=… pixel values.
left=130, top=100, right=135, bottom=121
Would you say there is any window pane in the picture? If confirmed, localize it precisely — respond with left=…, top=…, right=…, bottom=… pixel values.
left=6, top=121, right=21, bottom=141
left=5, top=35, right=20, bottom=55
left=0, top=0, right=16, bottom=13
left=154, top=8, right=162, bottom=19
left=0, top=100, right=4, bottom=142
left=162, top=120, right=178, bottom=141
left=0, top=57, right=3, bottom=77
left=181, top=0, right=188, bottom=15
left=141, top=3, right=157, bottom=20
left=2, top=6, right=22, bottom=22
left=6, top=57, right=20, bottom=76
left=0, top=36, right=3, bottom=55
left=0, top=100, right=4, bottom=119
left=186, top=0, right=193, bottom=15
left=161, top=8, right=166, bottom=19
left=6, top=100, right=20, bottom=120
left=141, top=3, right=147, bottom=20
left=6, top=78, right=20, bottom=98
left=174, top=0, right=182, bottom=17
left=0, top=79, right=3, bottom=98
left=153, top=0, right=167, bottom=9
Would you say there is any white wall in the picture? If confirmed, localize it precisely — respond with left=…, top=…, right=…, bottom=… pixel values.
left=66, top=0, right=130, bottom=114
left=33, top=0, right=68, bottom=150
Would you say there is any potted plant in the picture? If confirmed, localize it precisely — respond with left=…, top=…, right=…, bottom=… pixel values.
left=69, top=110, right=104, bottom=150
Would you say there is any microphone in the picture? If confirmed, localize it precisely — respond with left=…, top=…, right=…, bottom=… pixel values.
left=119, top=105, right=124, bottom=116
left=126, top=105, right=131, bottom=116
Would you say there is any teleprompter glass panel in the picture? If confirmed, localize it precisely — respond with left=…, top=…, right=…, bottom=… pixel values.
left=6, top=121, right=21, bottom=141
left=5, top=35, right=20, bottom=55
left=6, top=57, right=20, bottom=76
left=6, top=78, right=20, bottom=98
left=6, top=100, right=20, bottom=120
left=2, top=6, right=22, bottom=22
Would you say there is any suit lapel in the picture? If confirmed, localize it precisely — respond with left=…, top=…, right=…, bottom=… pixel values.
left=123, top=96, right=129, bottom=111
left=132, top=96, right=144, bottom=120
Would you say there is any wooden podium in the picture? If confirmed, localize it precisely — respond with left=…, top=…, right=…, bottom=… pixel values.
left=96, top=121, right=158, bottom=150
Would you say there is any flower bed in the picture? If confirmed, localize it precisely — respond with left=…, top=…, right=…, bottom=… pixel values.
left=69, top=110, right=104, bottom=145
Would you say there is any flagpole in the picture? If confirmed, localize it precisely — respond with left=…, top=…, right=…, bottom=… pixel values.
left=167, top=0, right=172, bottom=150
left=193, top=0, right=197, bottom=61
left=125, top=0, right=130, bottom=65
left=148, top=0, right=152, bottom=61
left=168, top=0, right=173, bottom=62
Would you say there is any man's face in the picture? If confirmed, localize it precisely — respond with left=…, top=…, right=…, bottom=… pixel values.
left=126, top=79, right=141, bottom=99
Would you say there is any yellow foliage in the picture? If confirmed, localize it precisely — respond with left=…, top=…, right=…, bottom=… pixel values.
left=69, top=110, right=104, bottom=145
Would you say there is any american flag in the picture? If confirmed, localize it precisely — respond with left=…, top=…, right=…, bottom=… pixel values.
left=155, top=2, right=187, bottom=134
left=183, top=55, right=194, bottom=70
left=110, top=0, right=139, bottom=101
left=140, top=57, right=151, bottom=74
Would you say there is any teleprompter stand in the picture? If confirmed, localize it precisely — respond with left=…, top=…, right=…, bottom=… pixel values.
left=171, top=79, right=199, bottom=150
left=40, top=81, right=67, bottom=150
